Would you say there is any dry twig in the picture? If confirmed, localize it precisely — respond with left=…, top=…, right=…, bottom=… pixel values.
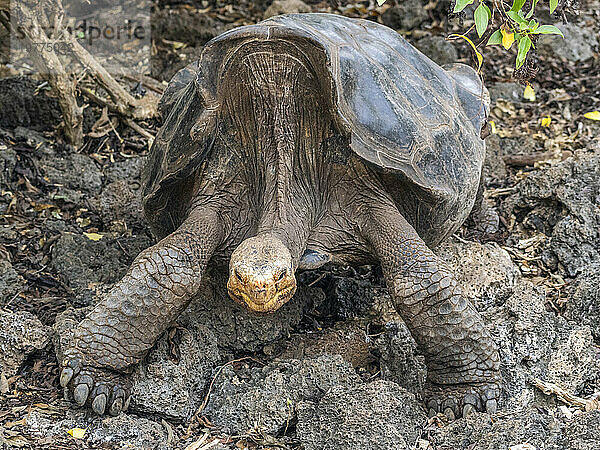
left=533, top=378, right=600, bottom=411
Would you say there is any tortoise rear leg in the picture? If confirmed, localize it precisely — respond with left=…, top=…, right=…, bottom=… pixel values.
left=60, top=207, right=223, bottom=415
left=359, top=201, right=501, bottom=419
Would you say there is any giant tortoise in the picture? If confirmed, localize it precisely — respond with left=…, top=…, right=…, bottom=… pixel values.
left=60, top=13, right=501, bottom=419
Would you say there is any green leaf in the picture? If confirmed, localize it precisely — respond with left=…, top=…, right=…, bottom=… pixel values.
left=549, top=0, right=558, bottom=14
left=525, top=0, right=539, bottom=18
left=486, top=29, right=503, bottom=45
left=376, top=0, right=386, bottom=5
left=453, top=0, right=475, bottom=13
left=474, top=3, right=491, bottom=37
left=507, top=10, right=530, bottom=28
left=510, top=0, right=527, bottom=11
left=516, top=35, right=532, bottom=68
left=533, top=24, right=564, bottom=37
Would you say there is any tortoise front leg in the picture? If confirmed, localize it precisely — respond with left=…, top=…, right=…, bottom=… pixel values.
left=360, top=203, right=501, bottom=418
left=60, top=207, right=223, bottom=415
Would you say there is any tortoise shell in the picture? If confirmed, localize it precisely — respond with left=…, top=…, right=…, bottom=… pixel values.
left=142, top=13, right=489, bottom=245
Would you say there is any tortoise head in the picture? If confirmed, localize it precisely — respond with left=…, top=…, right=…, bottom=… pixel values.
left=227, top=235, right=296, bottom=314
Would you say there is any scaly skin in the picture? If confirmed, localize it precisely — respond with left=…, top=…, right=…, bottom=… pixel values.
left=60, top=208, right=222, bottom=415
left=360, top=201, right=501, bottom=418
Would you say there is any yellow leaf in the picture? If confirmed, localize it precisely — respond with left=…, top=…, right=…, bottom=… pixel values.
left=523, top=85, right=536, bottom=101
left=583, top=111, right=600, bottom=120
left=68, top=428, right=86, bottom=439
left=84, top=232, right=103, bottom=241
left=490, top=120, right=497, bottom=134
left=501, top=28, right=515, bottom=50
left=447, top=34, right=483, bottom=70
left=76, top=217, right=91, bottom=228
left=541, top=116, right=551, bottom=127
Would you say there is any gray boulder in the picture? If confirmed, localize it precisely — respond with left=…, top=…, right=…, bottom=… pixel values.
left=436, top=240, right=520, bottom=310
left=296, top=380, right=427, bottom=450
left=50, top=232, right=154, bottom=292
left=415, top=35, right=458, bottom=66
left=0, top=309, right=51, bottom=379
left=25, top=408, right=172, bottom=450
left=381, top=0, right=428, bottom=31
left=428, top=408, right=600, bottom=450
left=204, top=355, right=360, bottom=436
left=514, top=155, right=600, bottom=277
left=263, top=0, right=311, bottom=19
left=0, top=260, right=24, bottom=306
left=547, top=325, right=599, bottom=395
left=538, top=22, right=598, bottom=62
left=38, top=151, right=103, bottom=203
left=130, top=322, right=221, bottom=421
left=567, top=263, right=600, bottom=342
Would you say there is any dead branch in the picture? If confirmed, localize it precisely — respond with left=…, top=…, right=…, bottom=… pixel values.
left=3, top=1, right=84, bottom=147
left=533, top=378, right=600, bottom=411
left=503, top=152, right=555, bottom=167
left=64, top=33, right=157, bottom=119
left=2, top=0, right=158, bottom=148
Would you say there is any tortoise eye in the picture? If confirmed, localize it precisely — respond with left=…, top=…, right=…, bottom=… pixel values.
left=235, top=269, right=244, bottom=282
left=276, top=271, right=286, bottom=282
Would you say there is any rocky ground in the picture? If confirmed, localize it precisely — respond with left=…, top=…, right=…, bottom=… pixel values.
left=1, top=0, right=599, bottom=449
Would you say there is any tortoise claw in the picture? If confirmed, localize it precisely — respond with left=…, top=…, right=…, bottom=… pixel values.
left=92, top=393, right=107, bottom=415
left=444, top=407, right=455, bottom=420
left=109, top=397, right=123, bottom=416
left=485, top=398, right=498, bottom=414
left=424, top=379, right=501, bottom=420
left=60, top=368, right=74, bottom=387
left=61, top=351, right=132, bottom=415
left=462, top=403, right=475, bottom=417
left=74, top=383, right=90, bottom=406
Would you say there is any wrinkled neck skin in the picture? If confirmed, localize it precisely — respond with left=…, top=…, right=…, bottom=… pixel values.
left=217, top=43, right=337, bottom=313
left=224, top=47, right=331, bottom=265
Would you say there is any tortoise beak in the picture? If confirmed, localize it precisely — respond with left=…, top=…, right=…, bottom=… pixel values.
left=227, top=268, right=297, bottom=314
left=227, top=235, right=297, bottom=314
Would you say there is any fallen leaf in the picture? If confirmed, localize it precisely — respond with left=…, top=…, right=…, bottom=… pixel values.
left=68, top=428, right=86, bottom=439
left=5, top=417, right=28, bottom=427
left=77, top=217, right=91, bottom=228
left=84, top=232, right=103, bottom=241
left=541, top=116, right=551, bottom=127
left=583, top=111, right=600, bottom=120
left=523, top=85, right=536, bottom=101
left=490, top=120, right=497, bottom=134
